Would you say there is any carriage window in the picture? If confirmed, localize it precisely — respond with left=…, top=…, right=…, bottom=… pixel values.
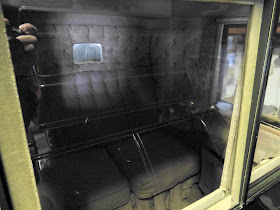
left=218, top=23, right=280, bottom=188
left=249, top=43, right=280, bottom=185
left=73, top=43, right=103, bottom=64
left=219, top=25, right=246, bottom=104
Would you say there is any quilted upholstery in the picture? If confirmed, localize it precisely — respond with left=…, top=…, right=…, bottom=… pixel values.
left=38, top=24, right=151, bottom=75
left=151, top=29, right=200, bottom=103
left=38, top=24, right=155, bottom=131
left=31, top=13, right=216, bottom=149
left=37, top=147, right=130, bottom=210
left=107, top=127, right=200, bottom=199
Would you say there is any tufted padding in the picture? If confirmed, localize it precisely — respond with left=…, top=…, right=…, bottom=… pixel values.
left=38, top=23, right=157, bottom=133
left=37, top=24, right=152, bottom=75
left=107, top=126, right=200, bottom=199
left=35, top=15, right=214, bottom=150
left=38, top=24, right=199, bottom=119
left=39, top=68, right=194, bottom=138
left=39, top=68, right=160, bottom=124
left=150, top=29, right=201, bottom=103
left=150, top=29, right=202, bottom=73
left=37, top=147, right=130, bottom=210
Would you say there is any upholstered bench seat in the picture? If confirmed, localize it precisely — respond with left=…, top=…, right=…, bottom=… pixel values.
left=37, top=147, right=130, bottom=210
left=107, top=130, right=200, bottom=199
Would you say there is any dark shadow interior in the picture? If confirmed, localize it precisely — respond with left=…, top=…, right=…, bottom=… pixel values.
left=3, top=1, right=250, bottom=209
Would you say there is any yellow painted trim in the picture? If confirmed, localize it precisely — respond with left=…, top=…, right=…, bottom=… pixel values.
left=244, top=0, right=278, bottom=193
left=259, top=123, right=280, bottom=135
left=220, top=0, right=264, bottom=197
left=230, top=0, right=264, bottom=205
left=250, top=156, right=280, bottom=184
left=241, top=0, right=276, bottom=203
left=208, top=195, right=232, bottom=210
left=220, top=26, right=246, bottom=193
left=183, top=1, right=265, bottom=209
left=0, top=5, right=41, bottom=210
left=247, top=167, right=280, bottom=201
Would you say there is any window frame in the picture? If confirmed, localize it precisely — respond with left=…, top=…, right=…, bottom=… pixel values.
left=213, top=6, right=280, bottom=204
left=0, top=0, right=278, bottom=209
left=184, top=0, right=279, bottom=209
left=0, top=4, right=41, bottom=210
left=242, top=0, right=280, bottom=205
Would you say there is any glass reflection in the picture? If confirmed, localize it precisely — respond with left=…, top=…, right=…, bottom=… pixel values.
left=250, top=44, right=280, bottom=183
left=73, top=43, right=103, bottom=64
left=4, top=1, right=251, bottom=209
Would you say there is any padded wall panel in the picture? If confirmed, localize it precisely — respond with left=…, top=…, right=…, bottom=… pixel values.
left=37, top=24, right=152, bottom=75
left=33, top=14, right=217, bottom=150
left=38, top=22, right=154, bottom=131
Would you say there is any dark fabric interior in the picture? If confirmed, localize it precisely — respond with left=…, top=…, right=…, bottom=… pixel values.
left=107, top=127, right=200, bottom=199
left=37, top=123, right=201, bottom=209
left=20, top=12, right=217, bottom=151
left=20, top=8, right=221, bottom=210
left=0, top=1, right=253, bottom=209
left=37, top=147, right=130, bottom=210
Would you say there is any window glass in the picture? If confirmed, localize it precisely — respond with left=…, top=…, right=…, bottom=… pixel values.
left=218, top=22, right=280, bottom=188
left=73, top=43, right=103, bottom=64
left=262, top=47, right=280, bottom=123
left=5, top=1, right=251, bottom=209
left=249, top=42, right=280, bottom=184
left=220, top=25, right=246, bottom=103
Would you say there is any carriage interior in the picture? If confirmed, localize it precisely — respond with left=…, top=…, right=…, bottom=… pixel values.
left=3, top=1, right=280, bottom=209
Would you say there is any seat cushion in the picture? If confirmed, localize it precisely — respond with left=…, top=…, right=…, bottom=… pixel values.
left=37, top=147, right=130, bottom=210
left=107, top=130, right=200, bottom=199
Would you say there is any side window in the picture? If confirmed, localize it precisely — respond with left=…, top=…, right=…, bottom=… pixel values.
left=249, top=44, right=280, bottom=185
left=73, top=43, right=103, bottom=64
left=218, top=23, right=280, bottom=188
left=219, top=25, right=246, bottom=104
left=262, top=47, right=280, bottom=123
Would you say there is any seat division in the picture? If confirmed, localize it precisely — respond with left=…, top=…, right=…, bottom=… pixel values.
left=107, top=130, right=200, bottom=199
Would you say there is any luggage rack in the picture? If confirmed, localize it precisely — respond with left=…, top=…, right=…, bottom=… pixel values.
left=31, top=115, right=195, bottom=160
left=31, top=106, right=228, bottom=161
